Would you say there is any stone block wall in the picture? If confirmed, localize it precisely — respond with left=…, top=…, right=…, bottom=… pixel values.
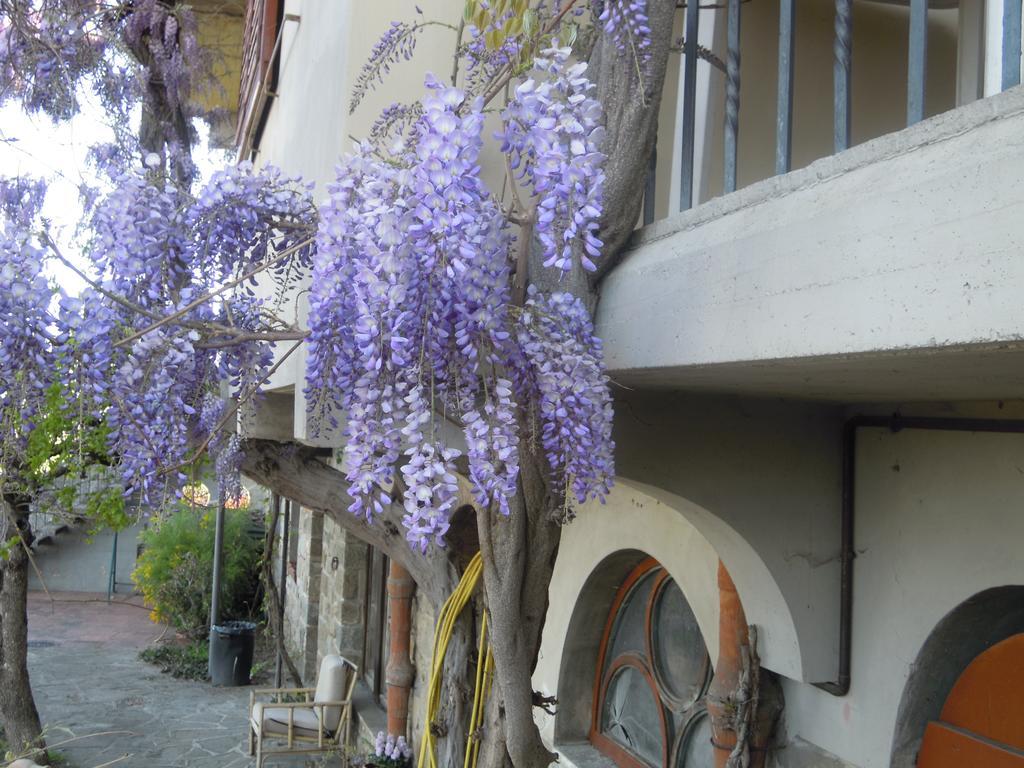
left=280, top=504, right=324, bottom=683
left=275, top=498, right=438, bottom=753
left=317, top=515, right=368, bottom=665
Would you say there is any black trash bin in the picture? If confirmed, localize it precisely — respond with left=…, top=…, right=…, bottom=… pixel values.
left=209, top=620, right=256, bottom=686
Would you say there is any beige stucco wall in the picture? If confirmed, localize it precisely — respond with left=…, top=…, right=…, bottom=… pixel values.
left=533, top=397, right=1024, bottom=767
left=699, top=2, right=959, bottom=203
left=779, top=404, right=1024, bottom=767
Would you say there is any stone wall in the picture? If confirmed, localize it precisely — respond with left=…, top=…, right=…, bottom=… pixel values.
left=279, top=504, right=323, bottom=683
left=317, top=514, right=368, bottom=665
left=276, top=500, right=435, bottom=755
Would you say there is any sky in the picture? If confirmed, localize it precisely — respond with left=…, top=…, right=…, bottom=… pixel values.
left=0, top=93, right=111, bottom=294
left=0, top=87, right=224, bottom=296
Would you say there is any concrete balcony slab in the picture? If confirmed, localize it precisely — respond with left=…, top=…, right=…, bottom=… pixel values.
left=597, top=86, right=1024, bottom=401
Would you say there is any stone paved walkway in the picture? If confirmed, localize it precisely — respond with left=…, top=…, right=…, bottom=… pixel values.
left=26, top=592, right=341, bottom=768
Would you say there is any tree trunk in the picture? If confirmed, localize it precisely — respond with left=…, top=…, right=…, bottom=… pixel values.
left=122, top=23, right=195, bottom=187
left=474, top=443, right=562, bottom=768
left=472, top=3, right=680, bottom=765
left=0, top=495, right=48, bottom=765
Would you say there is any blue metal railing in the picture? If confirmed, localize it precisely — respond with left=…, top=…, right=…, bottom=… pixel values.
left=1004, top=0, right=1023, bottom=89
left=645, top=0, right=1024, bottom=219
left=775, top=0, right=796, bottom=175
left=679, top=0, right=701, bottom=211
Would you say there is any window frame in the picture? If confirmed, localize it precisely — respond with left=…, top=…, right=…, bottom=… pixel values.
left=361, top=545, right=390, bottom=708
left=589, top=558, right=712, bottom=768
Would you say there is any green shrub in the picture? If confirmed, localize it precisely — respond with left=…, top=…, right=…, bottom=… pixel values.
left=133, top=507, right=262, bottom=636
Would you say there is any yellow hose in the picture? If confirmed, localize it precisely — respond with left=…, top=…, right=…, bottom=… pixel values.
left=417, top=552, right=493, bottom=768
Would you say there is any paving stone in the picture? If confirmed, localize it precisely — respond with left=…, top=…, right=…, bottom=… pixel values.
left=26, top=592, right=346, bottom=768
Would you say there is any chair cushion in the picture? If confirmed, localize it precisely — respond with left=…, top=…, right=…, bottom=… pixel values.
left=313, top=655, right=352, bottom=732
left=252, top=701, right=330, bottom=739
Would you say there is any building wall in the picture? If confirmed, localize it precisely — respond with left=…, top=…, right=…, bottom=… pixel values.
left=534, top=396, right=1024, bottom=768
left=316, top=515, right=368, bottom=665
left=244, top=5, right=1024, bottom=767
left=780, top=405, right=1024, bottom=768
left=278, top=504, right=323, bottom=682
left=28, top=523, right=142, bottom=595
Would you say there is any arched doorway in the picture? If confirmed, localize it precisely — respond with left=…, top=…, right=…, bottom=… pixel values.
left=589, top=558, right=714, bottom=768
left=917, top=632, right=1024, bottom=767
left=890, top=586, right=1024, bottom=768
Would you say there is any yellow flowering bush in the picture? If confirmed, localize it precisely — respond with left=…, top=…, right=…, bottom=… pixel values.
left=133, top=507, right=262, bottom=635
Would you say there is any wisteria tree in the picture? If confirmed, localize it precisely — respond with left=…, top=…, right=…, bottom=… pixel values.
left=0, top=1, right=678, bottom=765
left=0, top=0, right=211, bottom=758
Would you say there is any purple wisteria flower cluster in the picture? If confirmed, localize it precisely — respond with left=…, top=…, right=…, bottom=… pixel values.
left=592, top=0, right=652, bottom=66
left=123, top=0, right=202, bottom=116
left=200, top=395, right=244, bottom=504
left=499, top=46, right=606, bottom=272
left=0, top=179, right=56, bottom=467
left=517, top=287, right=615, bottom=509
left=307, top=75, right=522, bottom=550
left=350, top=20, right=422, bottom=114
left=308, top=58, right=616, bottom=548
left=0, top=0, right=203, bottom=128
left=0, top=7, right=99, bottom=119
left=371, top=731, right=412, bottom=767
left=0, top=162, right=317, bottom=514
left=50, top=163, right=317, bottom=509
left=190, top=162, right=316, bottom=284
left=0, top=4, right=624, bottom=551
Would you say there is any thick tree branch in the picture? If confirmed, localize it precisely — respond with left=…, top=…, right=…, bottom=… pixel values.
left=588, top=0, right=679, bottom=287
left=239, top=438, right=458, bottom=607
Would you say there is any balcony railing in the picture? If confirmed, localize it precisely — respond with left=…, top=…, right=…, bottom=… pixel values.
left=645, top=0, right=1024, bottom=226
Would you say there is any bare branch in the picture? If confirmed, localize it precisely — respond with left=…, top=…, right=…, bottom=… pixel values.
left=175, top=339, right=304, bottom=471
left=113, top=236, right=315, bottom=349
left=41, top=232, right=162, bottom=322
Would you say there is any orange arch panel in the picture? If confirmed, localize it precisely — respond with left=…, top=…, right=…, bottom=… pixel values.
left=940, top=633, right=1024, bottom=751
left=918, top=633, right=1024, bottom=768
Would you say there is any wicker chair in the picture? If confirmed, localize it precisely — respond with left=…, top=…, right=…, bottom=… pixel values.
left=248, top=655, right=358, bottom=766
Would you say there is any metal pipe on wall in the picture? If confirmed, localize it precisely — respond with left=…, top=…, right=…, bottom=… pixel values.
left=814, top=413, right=1024, bottom=697
left=385, top=561, right=416, bottom=737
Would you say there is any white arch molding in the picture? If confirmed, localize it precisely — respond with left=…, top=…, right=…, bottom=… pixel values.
left=532, top=478, right=803, bottom=755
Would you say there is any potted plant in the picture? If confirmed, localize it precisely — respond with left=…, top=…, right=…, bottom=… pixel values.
left=365, top=732, right=412, bottom=767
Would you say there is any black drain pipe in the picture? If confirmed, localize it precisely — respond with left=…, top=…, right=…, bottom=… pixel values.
left=814, top=412, right=1024, bottom=697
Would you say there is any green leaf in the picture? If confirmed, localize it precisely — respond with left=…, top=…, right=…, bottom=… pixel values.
left=559, top=21, right=578, bottom=48
left=522, top=8, right=538, bottom=38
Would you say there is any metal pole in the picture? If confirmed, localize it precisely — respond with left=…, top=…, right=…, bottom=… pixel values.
left=274, top=497, right=290, bottom=688
left=834, top=0, right=852, bottom=152
left=724, top=0, right=742, bottom=193
left=210, top=498, right=226, bottom=629
left=208, top=496, right=226, bottom=681
left=679, top=0, right=700, bottom=211
left=107, top=530, right=118, bottom=603
left=776, top=0, right=796, bottom=174
left=1003, top=0, right=1022, bottom=90
left=907, top=0, right=928, bottom=125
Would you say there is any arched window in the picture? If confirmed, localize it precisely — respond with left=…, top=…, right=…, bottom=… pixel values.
left=590, top=558, right=713, bottom=768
